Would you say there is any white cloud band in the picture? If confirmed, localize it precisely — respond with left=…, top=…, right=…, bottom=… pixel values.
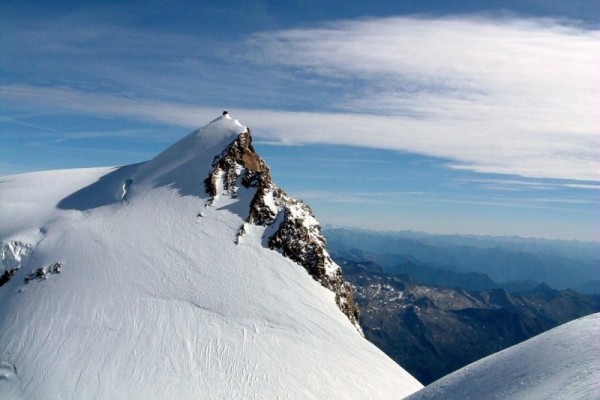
left=2, top=15, right=599, bottom=181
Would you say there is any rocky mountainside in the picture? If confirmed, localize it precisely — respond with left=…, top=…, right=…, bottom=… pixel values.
left=204, top=126, right=359, bottom=327
left=338, top=258, right=600, bottom=384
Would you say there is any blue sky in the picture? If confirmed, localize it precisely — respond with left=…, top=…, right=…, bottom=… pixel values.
left=1, top=0, right=599, bottom=241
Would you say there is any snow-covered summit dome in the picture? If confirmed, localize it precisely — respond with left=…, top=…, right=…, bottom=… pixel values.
left=132, top=113, right=247, bottom=195
left=0, top=115, right=423, bottom=399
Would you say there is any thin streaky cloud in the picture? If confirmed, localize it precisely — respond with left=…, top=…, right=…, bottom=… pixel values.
left=3, top=83, right=599, bottom=181
left=294, top=189, right=592, bottom=212
left=2, top=15, right=598, bottom=182
left=263, top=155, right=395, bottom=165
left=521, top=197, right=595, bottom=205
left=1, top=85, right=219, bottom=127
left=245, top=15, right=600, bottom=181
left=292, top=190, right=430, bottom=205
left=461, top=178, right=600, bottom=191
left=564, top=183, right=600, bottom=190
left=23, top=142, right=155, bottom=159
left=47, top=128, right=167, bottom=141
left=0, top=116, right=59, bottom=132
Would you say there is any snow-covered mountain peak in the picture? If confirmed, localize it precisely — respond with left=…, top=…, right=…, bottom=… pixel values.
left=7, top=114, right=362, bottom=329
left=156, top=111, right=245, bottom=162
left=132, top=112, right=247, bottom=190
left=203, top=125, right=362, bottom=329
left=0, top=115, right=422, bottom=399
left=196, top=111, right=247, bottom=149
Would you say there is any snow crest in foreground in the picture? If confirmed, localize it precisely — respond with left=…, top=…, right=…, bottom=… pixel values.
left=407, top=312, right=600, bottom=400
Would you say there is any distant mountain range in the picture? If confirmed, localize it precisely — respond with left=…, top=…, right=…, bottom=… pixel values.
left=337, top=257, right=600, bottom=384
left=331, top=247, right=541, bottom=293
left=325, top=227, right=600, bottom=293
left=327, top=227, right=600, bottom=384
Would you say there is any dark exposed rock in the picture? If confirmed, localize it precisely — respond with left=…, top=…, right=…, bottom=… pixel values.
left=1, top=240, right=34, bottom=288
left=204, top=128, right=361, bottom=330
left=204, top=129, right=271, bottom=200
left=0, top=268, right=17, bottom=287
left=268, top=205, right=360, bottom=325
left=24, top=262, right=63, bottom=284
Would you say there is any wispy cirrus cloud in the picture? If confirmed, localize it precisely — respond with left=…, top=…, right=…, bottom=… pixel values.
left=2, top=15, right=598, bottom=181
left=3, top=76, right=599, bottom=182
left=1, top=85, right=220, bottom=127
left=462, top=178, right=600, bottom=191
left=244, top=16, right=600, bottom=181
left=296, top=188, right=596, bottom=212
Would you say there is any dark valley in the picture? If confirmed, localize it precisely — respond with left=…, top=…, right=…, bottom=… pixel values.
left=337, top=257, right=600, bottom=384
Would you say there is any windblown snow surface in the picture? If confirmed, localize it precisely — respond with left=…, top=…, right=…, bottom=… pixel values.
left=0, top=115, right=422, bottom=399
left=407, top=312, right=600, bottom=400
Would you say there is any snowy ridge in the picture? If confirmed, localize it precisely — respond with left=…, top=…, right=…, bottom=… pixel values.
left=136, top=113, right=244, bottom=187
left=407, top=312, right=600, bottom=400
left=0, top=114, right=421, bottom=399
left=204, top=127, right=361, bottom=329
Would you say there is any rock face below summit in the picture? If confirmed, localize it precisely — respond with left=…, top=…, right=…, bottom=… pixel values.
left=205, top=127, right=360, bottom=329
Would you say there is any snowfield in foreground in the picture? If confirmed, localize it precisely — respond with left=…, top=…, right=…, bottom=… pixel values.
left=407, top=312, right=600, bottom=400
left=0, top=115, right=422, bottom=399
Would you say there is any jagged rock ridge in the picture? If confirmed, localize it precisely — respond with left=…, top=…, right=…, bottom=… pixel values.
left=204, top=128, right=360, bottom=329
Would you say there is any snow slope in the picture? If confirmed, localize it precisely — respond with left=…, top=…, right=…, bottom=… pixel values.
left=0, top=114, right=422, bottom=399
left=406, top=312, right=600, bottom=400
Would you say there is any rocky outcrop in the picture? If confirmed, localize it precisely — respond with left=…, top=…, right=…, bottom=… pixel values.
left=204, top=128, right=361, bottom=331
left=1, top=241, right=33, bottom=287
left=267, top=198, right=360, bottom=327
left=204, top=129, right=271, bottom=200
left=24, top=262, right=63, bottom=284
left=0, top=268, right=17, bottom=287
